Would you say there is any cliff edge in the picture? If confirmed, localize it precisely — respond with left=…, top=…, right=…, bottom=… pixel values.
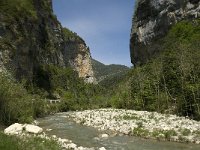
left=0, top=0, right=95, bottom=84
left=130, top=0, right=200, bottom=65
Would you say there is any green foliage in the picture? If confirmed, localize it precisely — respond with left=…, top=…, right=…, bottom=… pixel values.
left=122, top=114, right=139, bottom=120
left=132, top=127, right=149, bottom=137
left=32, top=64, right=109, bottom=111
left=180, top=128, right=191, bottom=136
left=0, top=73, right=33, bottom=125
left=0, top=132, right=62, bottom=150
left=63, top=28, right=83, bottom=42
left=0, top=0, right=37, bottom=20
left=164, top=130, right=177, bottom=140
left=0, top=73, right=48, bottom=125
left=92, top=59, right=129, bottom=83
left=112, top=19, right=200, bottom=120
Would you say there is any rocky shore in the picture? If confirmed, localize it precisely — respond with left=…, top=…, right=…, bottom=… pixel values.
left=4, top=123, right=106, bottom=150
left=68, top=109, right=200, bottom=144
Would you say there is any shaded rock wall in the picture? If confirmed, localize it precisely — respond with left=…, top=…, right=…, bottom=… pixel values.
left=64, top=35, right=96, bottom=83
left=130, top=0, right=200, bottom=65
left=0, top=0, right=95, bottom=83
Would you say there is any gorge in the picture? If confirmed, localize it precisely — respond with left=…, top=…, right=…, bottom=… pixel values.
left=1, top=0, right=200, bottom=150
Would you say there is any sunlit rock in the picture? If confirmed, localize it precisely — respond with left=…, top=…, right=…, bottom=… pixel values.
left=4, top=123, right=24, bottom=135
left=25, top=124, right=43, bottom=134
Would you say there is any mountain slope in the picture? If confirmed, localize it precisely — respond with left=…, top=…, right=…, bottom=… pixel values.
left=91, top=59, right=129, bottom=83
left=0, top=0, right=95, bottom=86
left=112, top=0, right=200, bottom=120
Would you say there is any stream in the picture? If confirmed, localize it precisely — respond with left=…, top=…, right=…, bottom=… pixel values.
left=37, top=113, right=200, bottom=150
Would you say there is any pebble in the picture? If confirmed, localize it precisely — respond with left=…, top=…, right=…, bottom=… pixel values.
left=68, top=108, right=200, bottom=144
left=99, top=147, right=106, bottom=150
left=101, top=134, right=109, bottom=138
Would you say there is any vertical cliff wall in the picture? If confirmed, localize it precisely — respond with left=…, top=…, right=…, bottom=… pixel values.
left=130, top=0, right=200, bottom=65
left=0, top=0, right=95, bottom=83
left=63, top=28, right=96, bottom=83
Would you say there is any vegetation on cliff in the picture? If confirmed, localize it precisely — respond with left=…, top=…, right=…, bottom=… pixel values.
left=112, top=19, right=200, bottom=120
left=63, top=27, right=83, bottom=42
left=0, top=0, right=37, bottom=19
left=92, top=59, right=129, bottom=83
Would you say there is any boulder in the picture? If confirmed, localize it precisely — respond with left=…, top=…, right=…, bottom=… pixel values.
left=99, top=147, right=106, bottom=150
left=101, top=134, right=109, bottom=138
left=25, top=124, right=43, bottom=134
left=66, top=143, right=77, bottom=149
left=4, top=123, right=24, bottom=135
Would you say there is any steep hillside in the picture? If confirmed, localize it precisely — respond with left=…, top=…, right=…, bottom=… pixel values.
left=0, top=0, right=95, bottom=86
left=112, top=19, right=200, bottom=120
left=92, top=59, right=129, bottom=83
left=0, top=0, right=100, bottom=126
left=130, top=0, right=200, bottom=65
left=63, top=28, right=95, bottom=83
left=110, top=0, right=200, bottom=120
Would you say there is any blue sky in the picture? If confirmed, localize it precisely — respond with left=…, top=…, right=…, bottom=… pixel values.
left=52, top=0, right=134, bottom=67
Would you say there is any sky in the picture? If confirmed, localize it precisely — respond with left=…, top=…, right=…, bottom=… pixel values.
left=52, top=0, right=135, bottom=67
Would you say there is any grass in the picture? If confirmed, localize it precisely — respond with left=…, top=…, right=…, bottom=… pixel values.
left=180, top=128, right=191, bottom=136
left=0, top=132, right=62, bottom=150
left=132, top=127, right=149, bottom=137
left=122, top=114, right=139, bottom=120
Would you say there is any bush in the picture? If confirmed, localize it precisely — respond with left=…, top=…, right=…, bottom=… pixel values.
left=0, top=73, right=48, bottom=125
left=0, top=73, right=34, bottom=125
left=132, top=127, right=149, bottom=137
left=164, top=130, right=177, bottom=140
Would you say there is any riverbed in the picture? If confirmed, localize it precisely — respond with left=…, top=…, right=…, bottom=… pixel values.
left=38, top=112, right=200, bottom=150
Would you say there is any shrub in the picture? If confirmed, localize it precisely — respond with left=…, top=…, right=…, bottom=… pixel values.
left=0, top=132, right=62, bottom=150
left=181, top=128, right=191, bottom=136
left=132, top=127, right=149, bottom=137
left=164, top=130, right=177, bottom=140
left=0, top=73, right=48, bottom=125
left=0, top=73, right=34, bottom=125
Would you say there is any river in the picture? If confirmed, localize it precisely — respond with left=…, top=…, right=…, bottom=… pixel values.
left=37, top=113, right=200, bottom=150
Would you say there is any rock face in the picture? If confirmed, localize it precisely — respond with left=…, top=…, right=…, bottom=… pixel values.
left=63, top=29, right=96, bottom=83
left=130, top=0, right=200, bottom=65
left=0, top=0, right=95, bottom=83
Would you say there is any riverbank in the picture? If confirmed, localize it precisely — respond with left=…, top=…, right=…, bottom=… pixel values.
left=3, top=123, right=106, bottom=150
left=68, top=109, right=200, bottom=144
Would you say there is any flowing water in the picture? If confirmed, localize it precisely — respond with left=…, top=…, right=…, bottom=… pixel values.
left=38, top=113, right=200, bottom=150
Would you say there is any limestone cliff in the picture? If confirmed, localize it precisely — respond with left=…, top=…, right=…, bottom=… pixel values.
left=63, top=28, right=96, bottom=83
left=0, top=0, right=95, bottom=83
left=130, top=0, right=200, bottom=65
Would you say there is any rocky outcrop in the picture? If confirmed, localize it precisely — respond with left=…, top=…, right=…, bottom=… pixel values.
left=63, top=28, right=96, bottom=83
left=0, top=0, right=65, bottom=81
left=0, top=0, right=95, bottom=83
left=130, top=0, right=200, bottom=65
